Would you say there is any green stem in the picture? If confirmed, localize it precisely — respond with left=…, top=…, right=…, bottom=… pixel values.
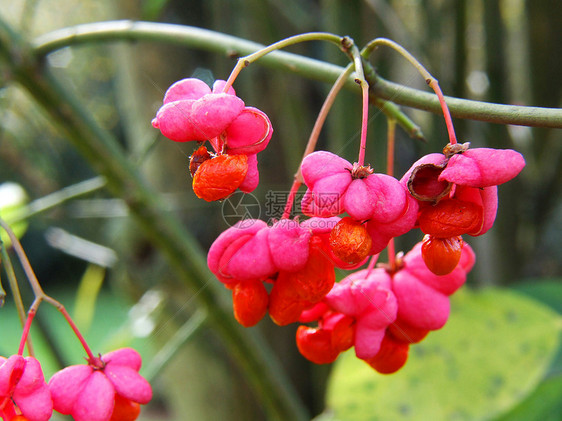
left=223, top=31, right=342, bottom=91
left=29, top=21, right=419, bottom=139
left=0, top=16, right=308, bottom=421
left=372, top=77, right=562, bottom=128
left=30, top=20, right=562, bottom=129
left=0, top=240, right=34, bottom=355
left=386, top=117, right=397, bottom=178
left=0, top=219, right=44, bottom=299
left=372, top=98, right=424, bottom=141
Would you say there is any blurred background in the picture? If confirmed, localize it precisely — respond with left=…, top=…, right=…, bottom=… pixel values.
left=0, top=0, right=560, bottom=420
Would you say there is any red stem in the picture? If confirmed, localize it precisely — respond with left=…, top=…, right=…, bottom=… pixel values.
left=1, top=217, right=97, bottom=362
left=357, top=82, right=370, bottom=167
left=282, top=65, right=355, bottom=219
left=386, top=118, right=396, bottom=178
left=281, top=180, right=302, bottom=219
left=365, top=253, right=379, bottom=277
left=17, top=307, right=37, bottom=356
left=364, top=39, right=457, bottom=146
left=387, top=238, right=396, bottom=272
left=222, top=60, right=245, bottom=93
left=386, top=117, right=397, bottom=269
left=54, top=302, right=97, bottom=361
left=429, top=79, right=457, bottom=145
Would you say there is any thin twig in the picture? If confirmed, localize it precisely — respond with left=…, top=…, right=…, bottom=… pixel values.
left=0, top=241, right=34, bottom=355
left=31, top=20, right=562, bottom=129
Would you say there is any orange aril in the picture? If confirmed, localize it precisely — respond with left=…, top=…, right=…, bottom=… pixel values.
left=421, top=235, right=463, bottom=276
left=192, top=153, right=248, bottom=202
left=419, top=198, right=482, bottom=238
left=329, top=217, right=372, bottom=265
left=232, top=280, right=269, bottom=327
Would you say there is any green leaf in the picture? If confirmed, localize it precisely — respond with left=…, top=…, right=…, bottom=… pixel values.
left=511, top=279, right=562, bottom=315
left=325, top=288, right=562, bottom=421
left=511, top=280, right=562, bottom=376
left=505, top=279, right=562, bottom=419
left=494, top=372, right=562, bottom=421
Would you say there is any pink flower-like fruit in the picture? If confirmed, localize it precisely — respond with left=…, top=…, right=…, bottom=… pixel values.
left=208, top=218, right=345, bottom=326
left=154, top=78, right=272, bottom=198
left=48, top=348, right=152, bottom=421
left=296, top=309, right=355, bottom=365
left=294, top=239, right=476, bottom=373
left=390, top=241, right=475, bottom=335
left=0, top=355, right=52, bottom=421
left=152, top=78, right=243, bottom=142
left=325, top=268, right=398, bottom=360
left=294, top=268, right=400, bottom=370
left=401, top=144, right=523, bottom=275
left=301, top=151, right=418, bottom=255
left=402, top=144, right=525, bottom=238
left=152, top=78, right=273, bottom=154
